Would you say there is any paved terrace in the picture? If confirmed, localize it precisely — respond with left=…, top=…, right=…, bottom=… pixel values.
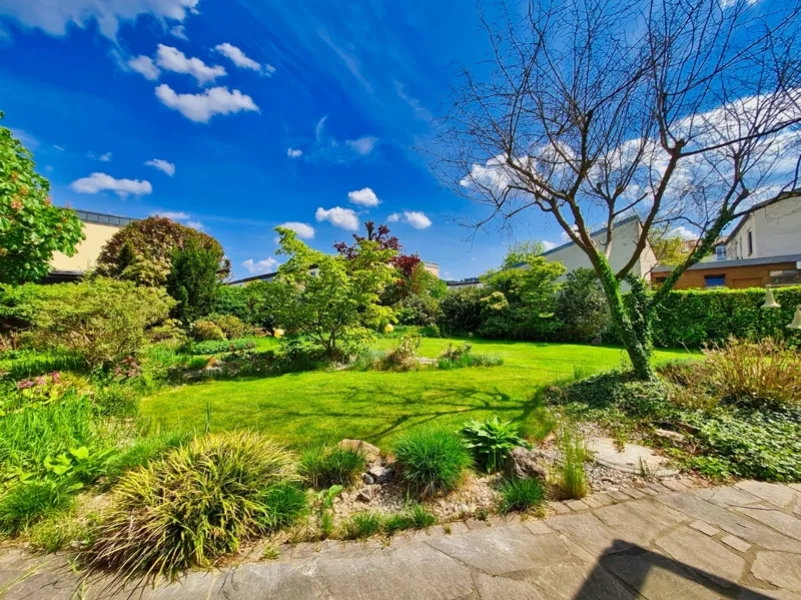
left=1, top=480, right=800, bottom=599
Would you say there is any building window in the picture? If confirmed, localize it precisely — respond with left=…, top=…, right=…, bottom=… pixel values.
left=704, top=274, right=726, bottom=288
left=747, top=229, right=753, bottom=256
left=769, top=270, right=801, bottom=286
left=715, top=245, right=726, bottom=261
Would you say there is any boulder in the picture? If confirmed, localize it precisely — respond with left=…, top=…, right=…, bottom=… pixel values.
left=367, top=465, right=394, bottom=484
left=503, top=447, right=549, bottom=480
left=356, top=487, right=374, bottom=502
left=336, top=439, right=381, bottom=462
left=362, top=473, right=376, bottom=485
left=653, top=428, right=688, bottom=446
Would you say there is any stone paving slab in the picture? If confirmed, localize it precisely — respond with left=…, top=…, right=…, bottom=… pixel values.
left=1, top=482, right=801, bottom=599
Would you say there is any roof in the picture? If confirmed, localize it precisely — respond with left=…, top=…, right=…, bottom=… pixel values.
left=725, top=193, right=800, bottom=243
left=444, top=277, right=481, bottom=286
left=652, top=253, right=801, bottom=274
left=227, top=272, right=278, bottom=286
left=72, top=209, right=137, bottom=227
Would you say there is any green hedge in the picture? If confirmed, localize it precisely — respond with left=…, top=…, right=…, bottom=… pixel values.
left=650, top=286, right=801, bottom=348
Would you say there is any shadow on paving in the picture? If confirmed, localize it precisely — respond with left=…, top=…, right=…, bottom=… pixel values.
left=574, top=541, right=775, bottom=599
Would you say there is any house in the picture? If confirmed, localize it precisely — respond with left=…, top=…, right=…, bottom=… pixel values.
left=230, top=260, right=440, bottom=287
left=444, top=277, right=483, bottom=290
left=521, top=215, right=658, bottom=283
left=46, top=209, right=137, bottom=283
left=651, top=195, right=801, bottom=289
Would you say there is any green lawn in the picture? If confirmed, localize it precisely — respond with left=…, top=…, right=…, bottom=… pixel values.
left=140, top=338, right=691, bottom=449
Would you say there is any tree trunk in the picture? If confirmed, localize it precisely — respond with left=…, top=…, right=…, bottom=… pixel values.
left=592, top=255, right=655, bottom=380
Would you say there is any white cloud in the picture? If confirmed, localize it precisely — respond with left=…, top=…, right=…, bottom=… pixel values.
left=155, top=44, right=225, bottom=86
left=287, top=148, right=303, bottom=158
left=346, top=136, right=378, bottom=156
left=145, top=158, right=176, bottom=176
left=70, top=172, right=152, bottom=197
left=387, top=211, right=432, bottom=229
left=242, top=258, right=278, bottom=274
left=278, top=222, right=315, bottom=239
left=10, top=129, right=38, bottom=149
left=542, top=240, right=557, bottom=251
left=347, top=187, right=380, bottom=207
left=128, top=55, right=160, bottom=80
left=0, top=0, right=200, bottom=41
left=156, top=211, right=189, bottom=219
left=89, top=151, right=112, bottom=161
left=670, top=226, right=696, bottom=240
left=315, top=206, right=360, bottom=231
left=155, top=84, right=259, bottom=123
left=214, top=42, right=271, bottom=75
left=185, top=220, right=204, bottom=231
left=169, top=24, right=188, bottom=40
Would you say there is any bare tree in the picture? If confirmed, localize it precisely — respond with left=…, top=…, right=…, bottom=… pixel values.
left=438, top=0, right=801, bottom=379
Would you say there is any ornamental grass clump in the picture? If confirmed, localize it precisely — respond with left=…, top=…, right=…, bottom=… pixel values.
left=300, top=445, right=367, bottom=490
left=393, top=430, right=471, bottom=498
left=557, top=423, right=588, bottom=499
left=83, top=432, right=304, bottom=581
left=498, top=477, right=546, bottom=514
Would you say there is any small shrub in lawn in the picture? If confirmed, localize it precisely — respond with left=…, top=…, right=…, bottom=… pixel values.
left=341, top=512, right=383, bottom=540
left=557, top=423, right=588, bottom=499
left=83, top=432, right=300, bottom=580
left=498, top=478, right=546, bottom=514
left=379, top=334, right=421, bottom=371
left=394, top=430, right=471, bottom=498
left=0, top=481, right=74, bottom=535
left=212, top=314, right=247, bottom=340
left=189, top=338, right=257, bottom=356
left=351, top=349, right=384, bottom=371
left=104, top=431, right=193, bottom=485
left=191, top=320, right=226, bottom=342
left=437, top=343, right=502, bottom=370
left=460, top=417, right=528, bottom=473
left=300, top=446, right=367, bottom=490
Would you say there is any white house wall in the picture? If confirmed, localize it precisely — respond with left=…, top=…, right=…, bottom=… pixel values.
left=727, top=197, right=801, bottom=259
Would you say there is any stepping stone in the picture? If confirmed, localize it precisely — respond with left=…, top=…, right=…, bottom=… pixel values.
left=566, top=499, right=591, bottom=511
left=662, top=480, right=689, bottom=492
left=689, top=521, right=720, bottom=536
left=520, top=562, right=638, bottom=600
left=603, top=550, right=723, bottom=599
left=752, top=551, right=801, bottom=592
left=735, top=508, right=801, bottom=542
left=735, top=481, right=797, bottom=508
left=583, top=496, right=604, bottom=509
left=593, top=501, right=687, bottom=548
left=547, top=512, right=634, bottom=558
left=524, top=521, right=552, bottom=536
left=655, top=527, right=745, bottom=588
left=424, top=525, right=580, bottom=576
left=592, top=493, right=615, bottom=506
left=316, top=543, right=474, bottom=600
left=587, top=438, right=679, bottom=477
left=548, top=501, right=571, bottom=514
left=721, top=535, right=751, bottom=553
left=472, top=572, right=543, bottom=600
left=608, top=490, right=632, bottom=502
left=692, top=486, right=763, bottom=508
left=215, top=563, right=327, bottom=600
left=623, top=487, right=647, bottom=499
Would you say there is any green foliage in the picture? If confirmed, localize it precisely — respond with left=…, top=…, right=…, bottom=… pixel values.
left=499, top=240, right=546, bottom=270
left=104, top=432, right=192, bottom=485
left=460, top=417, right=528, bottom=473
left=379, top=334, right=421, bottom=370
left=212, top=281, right=285, bottom=330
left=395, top=293, right=441, bottom=326
left=300, top=445, right=367, bottom=490
left=648, top=286, right=801, bottom=348
left=0, top=480, right=74, bottom=535
left=257, top=483, right=309, bottom=531
left=166, top=241, right=221, bottom=324
left=187, top=337, right=256, bottom=355
left=95, top=216, right=228, bottom=287
left=213, top=314, right=247, bottom=340
left=273, top=227, right=397, bottom=360
left=498, top=477, right=546, bottom=514
left=557, top=423, right=588, bottom=499
left=341, top=512, right=383, bottom=540
left=437, top=343, right=503, bottom=370
left=23, top=279, right=173, bottom=369
left=83, top=432, right=300, bottom=579
left=554, top=268, right=611, bottom=343
left=0, top=115, right=85, bottom=284
left=342, top=504, right=437, bottom=539
left=437, top=287, right=484, bottom=336
left=27, top=510, right=95, bottom=552
left=394, top=430, right=471, bottom=497
left=191, top=319, right=226, bottom=341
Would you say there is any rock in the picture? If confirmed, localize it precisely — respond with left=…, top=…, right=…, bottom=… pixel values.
left=503, top=447, right=549, bottom=480
left=356, top=487, right=373, bottom=503
left=337, top=439, right=381, bottom=462
left=362, top=473, right=376, bottom=485
left=367, top=465, right=394, bottom=484
left=653, top=428, right=688, bottom=445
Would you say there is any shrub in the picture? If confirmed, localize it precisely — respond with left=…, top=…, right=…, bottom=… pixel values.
left=0, top=481, right=74, bottom=535
left=300, top=445, right=367, bottom=490
left=213, top=314, right=247, bottom=340
left=93, top=381, right=139, bottom=417
left=460, top=417, right=528, bottom=473
left=554, top=268, right=610, bottom=343
left=498, top=478, right=546, bottom=514
left=191, top=320, right=226, bottom=342
left=380, top=334, right=421, bottom=371
left=438, top=287, right=483, bottom=336
left=394, top=430, right=471, bottom=497
left=83, top=432, right=301, bottom=579
left=145, top=318, right=186, bottom=345
left=557, top=423, right=588, bottom=499
left=341, top=512, right=383, bottom=540
left=703, top=338, right=801, bottom=409
left=166, top=241, right=221, bottom=325
left=104, top=431, right=193, bottom=485
left=437, top=343, right=503, bottom=370
left=395, top=294, right=440, bottom=327
left=24, top=279, right=173, bottom=370
left=188, top=338, right=257, bottom=356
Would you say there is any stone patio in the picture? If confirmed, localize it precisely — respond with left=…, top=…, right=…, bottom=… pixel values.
left=1, top=481, right=800, bottom=599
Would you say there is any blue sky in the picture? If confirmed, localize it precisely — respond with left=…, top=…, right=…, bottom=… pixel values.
left=0, top=0, right=560, bottom=280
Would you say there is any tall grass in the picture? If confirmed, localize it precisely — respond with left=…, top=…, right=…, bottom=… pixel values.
left=300, top=445, right=367, bottom=490
left=498, top=478, right=546, bottom=514
left=0, top=481, right=74, bottom=535
left=394, top=430, right=471, bottom=497
left=557, top=422, right=588, bottom=499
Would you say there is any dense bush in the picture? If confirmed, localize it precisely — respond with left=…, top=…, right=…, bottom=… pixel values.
left=212, top=314, right=248, bottom=340
left=438, top=287, right=483, bottom=336
left=188, top=337, right=257, bottom=355
left=191, top=319, right=226, bottom=342
left=83, top=432, right=303, bottom=579
left=649, top=286, right=801, bottom=348
left=300, top=445, right=367, bottom=489
left=95, top=216, right=229, bottom=287
left=395, top=293, right=440, bottom=326
left=460, top=417, right=528, bottom=473
left=394, top=430, right=471, bottom=497
left=554, top=268, right=611, bottom=343
left=212, top=281, right=283, bottom=329
left=23, top=279, right=173, bottom=369
left=166, top=241, right=221, bottom=324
